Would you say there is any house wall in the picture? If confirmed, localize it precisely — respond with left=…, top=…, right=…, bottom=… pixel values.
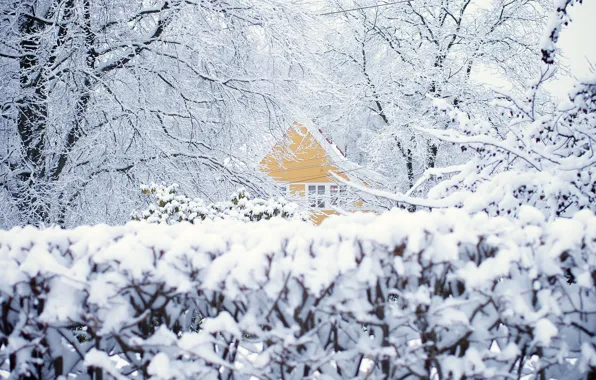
left=289, top=184, right=305, bottom=197
left=310, top=210, right=338, bottom=225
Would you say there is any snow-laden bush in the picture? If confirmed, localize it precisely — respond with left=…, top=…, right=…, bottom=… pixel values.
left=0, top=209, right=594, bottom=379
left=132, top=183, right=307, bottom=224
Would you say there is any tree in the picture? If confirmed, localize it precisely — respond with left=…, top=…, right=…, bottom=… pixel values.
left=316, top=0, right=550, bottom=194
left=0, top=0, right=316, bottom=227
left=351, top=0, right=594, bottom=220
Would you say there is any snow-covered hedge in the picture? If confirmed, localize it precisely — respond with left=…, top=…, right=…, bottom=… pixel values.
left=131, top=184, right=307, bottom=224
left=0, top=209, right=594, bottom=379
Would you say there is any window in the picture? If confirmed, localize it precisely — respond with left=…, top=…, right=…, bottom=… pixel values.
left=308, top=185, right=316, bottom=207
left=340, top=184, right=347, bottom=200
left=330, top=185, right=347, bottom=207
left=307, top=184, right=347, bottom=209
left=330, top=185, right=338, bottom=206
left=317, top=185, right=325, bottom=208
left=308, top=185, right=326, bottom=208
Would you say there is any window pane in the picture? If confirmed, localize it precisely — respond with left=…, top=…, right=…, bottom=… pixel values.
left=308, top=185, right=316, bottom=207
left=317, top=185, right=325, bottom=208
left=330, top=185, right=338, bottom=206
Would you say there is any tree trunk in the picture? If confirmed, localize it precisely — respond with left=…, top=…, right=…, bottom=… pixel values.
left=427, top=142, right=438, bottom=169
left=16, top=8, right=50, bottom=225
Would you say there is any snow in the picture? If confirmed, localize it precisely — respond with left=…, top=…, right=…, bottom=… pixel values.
left=132, top=184, right=307, bottom=225
left=534, top=318, right=559, bottom=346
left=202, top=312, right=242, bottom=338
left=0, top=0, right=593, bottom=378
left=147, top=353, right=174, bottom=379
left=84, top=349, right=128, bottom=380
left=0, top=207, right=594, bottom=378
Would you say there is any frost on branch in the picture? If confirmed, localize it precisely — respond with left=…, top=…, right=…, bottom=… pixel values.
left=540, top=0, right=582, bottom=64
left=131, top=183, right=307, bottom=224
left=366, top=0, right=595, bottom=220
left=416, top=69, right=596, bottom=220
left=0, top=210, right=594, bottom=379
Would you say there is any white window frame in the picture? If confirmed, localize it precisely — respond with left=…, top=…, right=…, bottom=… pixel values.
left=305, top=183, right=348, bottom=209
left=308, top=184, right=326, bottom=208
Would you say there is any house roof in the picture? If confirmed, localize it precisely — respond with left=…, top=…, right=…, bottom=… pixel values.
left=260, top=121, right=388, bottom=188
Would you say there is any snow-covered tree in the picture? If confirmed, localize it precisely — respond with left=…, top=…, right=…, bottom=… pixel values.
left=0, top=0, right=317, bottom=228
left=316, top=0, right=550, bottom=193
left=356, top=0, right=594, bottom=221
left=132, top=183, right=307, bottom=223
left=338, top=1, right=596, bottom=376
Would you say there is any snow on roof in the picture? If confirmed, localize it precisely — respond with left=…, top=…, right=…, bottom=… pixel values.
left=292, top=122, right=389, bottom=188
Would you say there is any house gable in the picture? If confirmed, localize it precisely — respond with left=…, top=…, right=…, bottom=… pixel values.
left=259, top=124, right=348, bottom=184
left=260, top=123, right=384, bottom=224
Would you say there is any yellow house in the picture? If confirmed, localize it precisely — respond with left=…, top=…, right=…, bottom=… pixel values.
left=260, top=122, right=386, bottom=224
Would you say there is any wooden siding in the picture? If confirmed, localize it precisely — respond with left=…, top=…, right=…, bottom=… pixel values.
left=260, top=125, right=348, bottom=184
left=259, top=124, right=357, bottom=224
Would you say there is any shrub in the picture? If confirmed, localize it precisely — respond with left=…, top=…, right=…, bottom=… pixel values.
left=132, top=183, right=307, bottom=224
left=0, top=209, right=594, bottom=379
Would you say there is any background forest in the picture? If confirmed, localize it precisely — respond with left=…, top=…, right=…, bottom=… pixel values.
left=1, top=0, right=591, bottom=227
